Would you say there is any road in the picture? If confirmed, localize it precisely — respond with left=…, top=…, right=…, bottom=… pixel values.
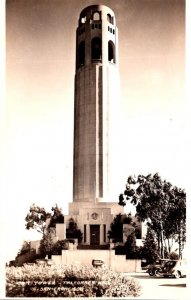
left=124, top=272, right=189, bottom=299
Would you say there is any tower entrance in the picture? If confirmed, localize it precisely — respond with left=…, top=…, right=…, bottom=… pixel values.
left=90, top=225, right=100, bottom=245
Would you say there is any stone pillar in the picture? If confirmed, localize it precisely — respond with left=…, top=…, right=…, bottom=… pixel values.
left=56, top=224, right=66, bottom=240
left=100, top=224, right=104, bottom=244
left=86, top=224, right=90, bottom=244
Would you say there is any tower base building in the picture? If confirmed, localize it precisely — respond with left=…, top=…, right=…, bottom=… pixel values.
left=65, top=202, right=123, bottom=246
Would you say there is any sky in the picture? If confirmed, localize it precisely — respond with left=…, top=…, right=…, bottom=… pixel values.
left=1, top=0, right=187, bottom=263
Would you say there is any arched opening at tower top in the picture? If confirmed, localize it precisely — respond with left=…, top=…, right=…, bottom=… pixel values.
left=80, top=16, right=86, bottom=24
left=93, top=11, right=100, bottom=20
left=91, top=37, right=102, bottom=60
left=108, top=41, right=115, bottom=63
left=107, top=13, right=113, bottom=24
left=78, top=41, right=85, bottom=66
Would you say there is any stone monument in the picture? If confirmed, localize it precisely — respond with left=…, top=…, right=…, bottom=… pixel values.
left=65, top=5, right=124, bottom=246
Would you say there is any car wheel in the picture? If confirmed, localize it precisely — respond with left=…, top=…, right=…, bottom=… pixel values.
left=174, top=271, right=181, bottom=279
left=149, top=269, right=156, bottom=276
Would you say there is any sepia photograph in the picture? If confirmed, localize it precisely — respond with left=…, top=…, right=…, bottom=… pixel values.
left=1, top=0, right=189, bottom=298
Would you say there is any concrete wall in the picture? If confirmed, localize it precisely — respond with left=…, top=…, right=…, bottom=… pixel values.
left=51, top=255, right=62, bottom=265
left=111, top=256, right=141, bottom=273
left=51, top=249, right=141, bottom=273
left=56, top=224, right=66, bottom=240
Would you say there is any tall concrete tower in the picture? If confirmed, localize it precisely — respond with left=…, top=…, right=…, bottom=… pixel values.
left=73, top=5, right=119, bottom=203
left=67, top=5, right=123, bottom=246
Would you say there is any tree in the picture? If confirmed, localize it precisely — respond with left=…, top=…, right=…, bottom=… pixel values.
left=25, top=204, right=65, bottom=259
left=38, top=229, right=55, bottom=258
left=25, top=203, right=64, bottom=234
left=119, top=173, right=186, bottom=258
left=108, top=214, right=124, bottom=243
left=66, top=218, right=83, bottom=243
left=141, top=227, right=159, bottom=264
left=17, top=241, right=31, bottom=255
left=15, top=241, right=38, bottom=266
left=125, top=231, right=138, bottom=259
left=163, top=189, right=186, bottom=258
left=25, top=204, right=50, bottom=234
left=48, top=204, right=64, bottom=228
left=108, top=213, right=141, bottom=243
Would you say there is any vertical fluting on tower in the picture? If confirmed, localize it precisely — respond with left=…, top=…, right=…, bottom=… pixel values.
left=73, top=5, right=119, bottom=203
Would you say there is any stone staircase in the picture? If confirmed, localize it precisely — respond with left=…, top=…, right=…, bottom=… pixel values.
left=77, top=244, right=110, bottom=250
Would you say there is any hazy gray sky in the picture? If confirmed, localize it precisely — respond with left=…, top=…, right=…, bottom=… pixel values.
left=3, top=0, right=186, bottom=262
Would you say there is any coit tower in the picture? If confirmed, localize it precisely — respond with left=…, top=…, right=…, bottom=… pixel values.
left=73, top=5, right=119, bottom=203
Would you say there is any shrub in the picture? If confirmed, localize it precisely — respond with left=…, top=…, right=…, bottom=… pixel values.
left=51, top=239, right=76, bottom=255
left=66, top=218, right=83, bottom=243
left=115, top=245, right=126, bottom=255
left=121, top=232, right=142, bottom=259
left=14, top=250, right=40, bottom=267
left=14, top=241, right=41, bottom=266
left=6, top=264, right=141, bottom=297
left=169, top=251, right=179, bottom=260
left=141, top=228, right=159, bottom=264
left=48, top=204, right=64, bottom=228
left=51, top=240, right=69, bottom=254
left=38, top=230, right=55, bottom=258
left=104, top=275, right=142, bottom=297
left=108, top=213, right=141, bottom=242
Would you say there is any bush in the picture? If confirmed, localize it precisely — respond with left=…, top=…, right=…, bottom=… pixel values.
left=169, top=252, right=179, bottom=260
left=14, top=250, right=40, bottom=267
left=38, top=230, right=55, bottom=258
left=123, top=232, right=142, bottom=259
left=14, top=241, right=41, bottom=266
left=115, top=245, right=126, bottom=255
left=51, top=239, right=76, bottom=255
left=141, top=228, right=159, bottom=264
left=6, top=264, right=142, bottom=297
left=51, top=240, right=69, bottom=254
left=66, top=218, right=83, bottom=243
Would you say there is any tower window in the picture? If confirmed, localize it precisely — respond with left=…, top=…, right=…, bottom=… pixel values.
left=93, top=11, right=100, bottom=20
left=81, top=16, right=86, bottom=24
left=91, top=37, right=102, bottom=60
left=108, top=40, right=115, bottom=63
left=92, top=23, right=101, bottom=30
left=107, top=13, right=113, bottom=24
left=113, top=29, right=115, bottom=34
left=78, top=41, right=85, bottom=66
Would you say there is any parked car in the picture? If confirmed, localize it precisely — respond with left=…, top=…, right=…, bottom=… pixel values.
left=159, top=259, right=186, bottom=278
left=147, top=259, right=168, bottom=276
left=147, top=259, right=186, bottom=278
